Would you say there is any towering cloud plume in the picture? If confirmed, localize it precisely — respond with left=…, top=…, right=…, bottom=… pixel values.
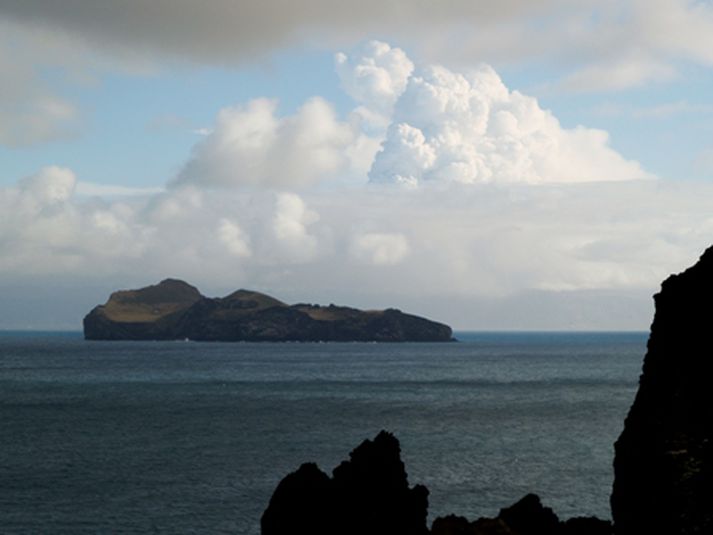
left=173, top=41, right=651, bottom=191
left=336, top=41, right=414, bottom=131
left=367, top=61, right=652, bottom=185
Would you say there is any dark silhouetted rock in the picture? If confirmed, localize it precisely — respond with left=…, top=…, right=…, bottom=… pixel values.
left=332, top=431, right=430, bottom=534
left=498, top=493, right=560, bottom=535
left=264, top=429, right=615, bottom=535
left=561, top=517, right=612, bottom=535
left=261, top=431, right=429, bottom=535
left=431, top=514, right=511, bottom=535
left=83, top=280, right=453, bottom=342
left=430, top=494, right=612, bottom=535
left=260, top=463, right=334, bottom=535
left=612, top=246, right=713, bottom=534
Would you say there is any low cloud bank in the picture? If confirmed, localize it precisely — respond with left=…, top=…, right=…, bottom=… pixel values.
left=2, top=167, right=710, bottom=329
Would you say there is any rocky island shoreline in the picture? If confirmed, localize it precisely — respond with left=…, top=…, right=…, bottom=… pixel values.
left=262, top=246, right=713, bottom=534
left=83, top=279, right=454, bottom=342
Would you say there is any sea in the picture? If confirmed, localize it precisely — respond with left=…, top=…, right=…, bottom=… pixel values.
left=0, top=331, right=647, bottom=534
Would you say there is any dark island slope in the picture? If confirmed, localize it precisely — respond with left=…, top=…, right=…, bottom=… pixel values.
left=83, top=279, right=454, bottom=342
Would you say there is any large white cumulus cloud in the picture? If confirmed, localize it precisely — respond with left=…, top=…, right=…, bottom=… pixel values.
left=336, top=41, right=414, bottom=131
left=174, top=42, right=650, bottom=190
left=175, top=97, right=358, bottom=188
left=369, top=62, right=651, bottom=185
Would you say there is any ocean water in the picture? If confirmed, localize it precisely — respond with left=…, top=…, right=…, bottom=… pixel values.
left=0, top=331, right=646, bottom=534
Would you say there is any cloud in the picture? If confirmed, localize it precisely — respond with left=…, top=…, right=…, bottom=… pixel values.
left=175, top=97, right=361, bottom=189
left=18, top=166, right=77, bottom=203
left=350, top=232, right=410, bottom=266
left=633, top=0, right=713, bottom=65
left=592, top=100, right=713, bottom=120
left=0, top=167, right=147, bottom=274
left=75, top=182, right=164, bottom=198
left=174, top=43, right=650, bottom=191
left=367, top=62, right=651, bottom=185
left=4, top=1, right=713, bottom=92
left=2, top=167, right=713, bottom=329
left=559, top=56, right=677, bottom=92
left=217, top=218, right=251, bottom=258
left=336, top=41, right=414, bottom=131
left=270, top=193, right=320, bottom=262
left=550, top=0, right=713, bottom=91
left=0, top=35, right=78, bottom=146
left=0, top=1, right=564, bottom=64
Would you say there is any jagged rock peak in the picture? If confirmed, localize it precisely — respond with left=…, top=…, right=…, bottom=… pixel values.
left=261, top=430, right=429, bottom=535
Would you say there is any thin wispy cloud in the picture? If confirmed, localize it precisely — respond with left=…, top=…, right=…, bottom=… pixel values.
left=592, top=100, right=713, bottom=119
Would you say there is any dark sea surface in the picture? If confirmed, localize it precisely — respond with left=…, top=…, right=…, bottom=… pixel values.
left=0, top=331, right=647, bottom=534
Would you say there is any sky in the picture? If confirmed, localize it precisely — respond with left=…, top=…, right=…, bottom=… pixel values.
left=2, top=0, right=713, bottom=330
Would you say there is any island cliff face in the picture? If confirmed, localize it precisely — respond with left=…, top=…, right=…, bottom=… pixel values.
left=83, top=279, right=454, bottom=342
left=611, top=246, right=713, bottom=534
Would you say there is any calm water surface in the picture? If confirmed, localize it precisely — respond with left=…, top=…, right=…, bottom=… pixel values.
left=0, top=331, right=646, bottom=534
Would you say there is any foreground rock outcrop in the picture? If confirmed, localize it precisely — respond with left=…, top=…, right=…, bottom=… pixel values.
left=263, top=431, right=612, bottom=535
left=83, top=279, right=453, bottom=342
left=431, top=494, right=610, bottom=535
left=261, top=431, right=429, bottom=535
left=612, top=246, right=713, bottom=534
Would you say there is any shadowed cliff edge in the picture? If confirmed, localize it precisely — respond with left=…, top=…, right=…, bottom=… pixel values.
left=83, top=279, right=453, bottom=342
left=262, top=246, right=713, bottom=534
left=611, top=245, right=713, bottom=534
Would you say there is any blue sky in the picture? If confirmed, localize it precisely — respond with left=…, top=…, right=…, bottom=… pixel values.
left=2, top=1, right=713, bottom=329
left=1, top=48, right=350, bottom=188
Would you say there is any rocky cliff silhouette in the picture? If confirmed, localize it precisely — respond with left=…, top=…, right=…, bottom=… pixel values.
left=611, top=246, right=713, bottom=534
left=83, top=279, right=453, bottom=342
left=263, top=431, right=611, bottom=535
left=262, top=246, right=713, bottom=534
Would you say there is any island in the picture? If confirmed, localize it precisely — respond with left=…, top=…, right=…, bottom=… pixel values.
left=83, top=279, right=454, bottom=342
